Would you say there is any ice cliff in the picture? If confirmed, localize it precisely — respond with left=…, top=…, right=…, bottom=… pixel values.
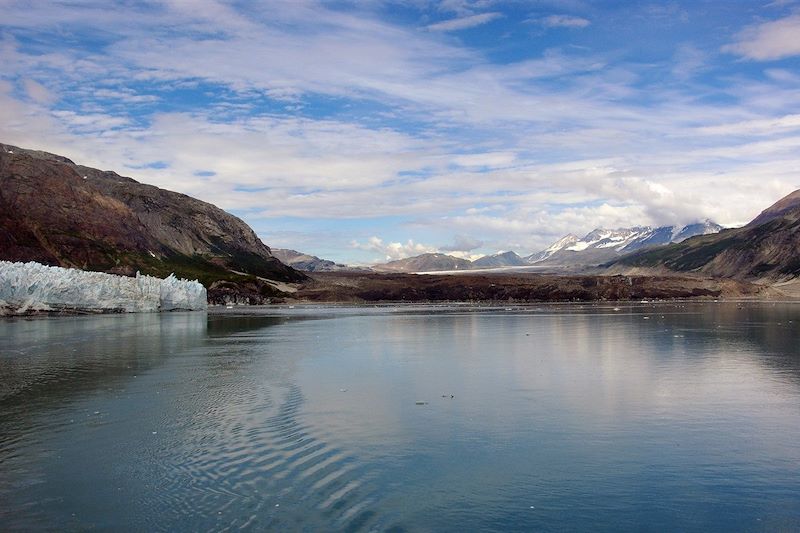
left=0, top=261, right=206, bottom=315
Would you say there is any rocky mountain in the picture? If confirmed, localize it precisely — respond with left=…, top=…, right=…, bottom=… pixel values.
left=271, top=248, right=349, bottom=272
left=525, top=234, right=578, bottom=263
left=471, top=251, right=527, bottom=268
left=611, top=190, right=800, bottom=281
left=529, top=221, right=723, bottom=267
left=0, top=143, right=305, bottom=299
left=368, top=221, right=724, bottom=274
left=673, top=220, right=724, bottom=243
left=746, top=190, right=800, bottom=227
left=373, top=253, right=472, bottom=273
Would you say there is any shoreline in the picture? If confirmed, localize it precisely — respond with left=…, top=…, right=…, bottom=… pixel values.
left=4, top=267, right=797, bottom=318
left=5, top=296, right=799, bottom=319
left=281, top=271, right=780, bottom=305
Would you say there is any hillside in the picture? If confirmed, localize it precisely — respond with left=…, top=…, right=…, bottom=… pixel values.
left=372, top=253, right=472, bottom=273
left=611, top=189, right=800, bottom=281
left=0, top=143, right=305, bottom=299
left=471, top=251, right=527, bottom=268
left=271, top=248, right=349, bottom=272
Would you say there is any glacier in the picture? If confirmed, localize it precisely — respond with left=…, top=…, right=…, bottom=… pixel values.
left=0, top=261, right=206, bottom=315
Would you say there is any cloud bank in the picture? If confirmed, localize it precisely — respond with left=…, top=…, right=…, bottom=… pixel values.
left=1, top=1, right=799, bottom=262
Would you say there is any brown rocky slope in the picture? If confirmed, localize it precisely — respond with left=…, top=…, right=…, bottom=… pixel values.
left=0, top=143, right=305, bottom=302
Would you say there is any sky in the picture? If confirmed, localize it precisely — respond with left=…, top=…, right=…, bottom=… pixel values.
left=2, top=1, right=800, bottom=264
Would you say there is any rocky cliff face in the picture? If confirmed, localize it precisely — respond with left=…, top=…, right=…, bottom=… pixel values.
left=611, top=189, right=800, bottom=281
left=0, top=143, right=305, bottom=290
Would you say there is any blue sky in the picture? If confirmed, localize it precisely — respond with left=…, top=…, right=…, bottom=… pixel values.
left=2, top=1, right=800, bottom=264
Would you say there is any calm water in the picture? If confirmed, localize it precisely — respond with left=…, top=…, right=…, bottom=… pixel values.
left=2, top=303, right=800, bottom=531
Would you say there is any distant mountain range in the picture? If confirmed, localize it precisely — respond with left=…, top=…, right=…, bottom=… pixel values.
left=610, top=189, right=800, bottom=281
left=526, top=220, right=723, bottom=267
left=367, top=221, right=724, bottom=273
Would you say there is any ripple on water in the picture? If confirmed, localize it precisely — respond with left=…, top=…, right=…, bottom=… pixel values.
left=145, top=365, right=385, bottom=532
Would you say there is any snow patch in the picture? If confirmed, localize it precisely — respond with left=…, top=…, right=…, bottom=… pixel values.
left=566, top=241, right=591, bottom=251
left=0, top=261, right=206, bottom=315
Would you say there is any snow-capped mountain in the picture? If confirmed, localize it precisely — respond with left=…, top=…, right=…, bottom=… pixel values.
left=672, top=220, right=724, bottom=243
left=566, top=227, right=656, bottom=252
left=612, top=193, right=800, bottom=281
left=529, top=221, right=723, bottom=266
left=524, top=234, right=579, bottom=263
left=369, top=220, right=724, bottom=273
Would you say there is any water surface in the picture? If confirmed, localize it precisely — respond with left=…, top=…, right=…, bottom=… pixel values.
left=2, top=303, right=800, bottom=531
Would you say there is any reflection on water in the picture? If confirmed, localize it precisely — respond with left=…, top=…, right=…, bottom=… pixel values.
left=0, top=313, right=206, bottom=404
left=1, top=303, right=800, bottom=531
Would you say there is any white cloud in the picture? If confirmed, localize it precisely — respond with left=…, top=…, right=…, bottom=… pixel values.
left=723, top=14, right=800, bottom=60
left=350, top=237, right=437, bottom=261
left=539, top=15, right=590, bottom=28
left=697, top=114, right=800, bottom=136
left=426, top=12, right=502, bottom=31
left=90, top=88, right=158, bottom=103
left=2, top=2, right=800, bottom=262
left=453, top=151, right=516, bottom=168
left=22, top=79, right=56, bottom=104
left=671, top=44, right=707, bottom=80
left=348, top=235, right=484, bottom=263
left=439, top=235, right=484, bottom=252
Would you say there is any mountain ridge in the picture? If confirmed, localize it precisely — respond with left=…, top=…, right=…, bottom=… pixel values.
left=372, top=253, right=472, bottom=273
left=609, top=189, right=800, bottom=281
left=271, top=248, right=353, bottom=272
left=529, top=221, right=723, bottom=267
left=472, top=250, right=527, bottom=268
left=369, top=221, right=723, bottom=273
